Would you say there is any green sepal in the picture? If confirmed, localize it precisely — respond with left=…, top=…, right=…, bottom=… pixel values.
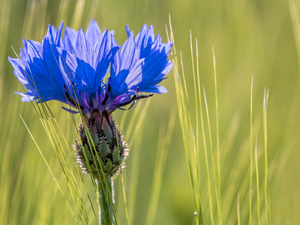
left=81, top=126, right=87, bottom=139
left=99, top=140, right=110, bottom=159
left=104, top=159, right=113, bottom=173
left=102, top=118, right=113, bottom=142
left=96, top=155, right=104, bottom=169
left=91, top=164, right=97, bottom=174
left=83, top=144, right=92, bottom=161
left=112, top=146, right=120, bottom=164
left=89, top=126, right=99, bottom=147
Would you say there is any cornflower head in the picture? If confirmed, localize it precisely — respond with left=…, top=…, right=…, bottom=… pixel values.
left=9, top=19, right=173, bottom=179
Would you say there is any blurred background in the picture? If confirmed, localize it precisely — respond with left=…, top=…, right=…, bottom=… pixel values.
left=0, top=0, right=299, bottom=224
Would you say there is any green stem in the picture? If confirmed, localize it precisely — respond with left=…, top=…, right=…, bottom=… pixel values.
left=96, top=177, right=114, bottom=225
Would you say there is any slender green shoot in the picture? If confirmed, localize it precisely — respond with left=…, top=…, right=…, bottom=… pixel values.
left=190, top=32, right=200, bottom=187
left=195, top=38, right=205, bottom=204
left=120, top=173, right=129, bottom=225
left=212, top=47, right=222, bottom=224
left=249, top=76, right=253, bottom=225
left=237, top=194, right=241, bottom=225
left=263, top=88, right=270, bottom=225
left=203, top=86, right=221, bottom=223
left=290, top=0, right=300, bottom=69
left=255, top=136, right=261, bottom=225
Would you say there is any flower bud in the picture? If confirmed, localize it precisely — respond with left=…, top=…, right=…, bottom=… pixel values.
left=73, top=112, right=128, bottom=179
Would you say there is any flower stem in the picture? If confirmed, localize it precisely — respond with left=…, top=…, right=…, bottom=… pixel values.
left=96, top=177, right=114, bottom=225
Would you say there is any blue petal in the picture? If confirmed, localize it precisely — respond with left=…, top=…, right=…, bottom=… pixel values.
left=110, top=34, right=139, bottom=96
left=95, top=45, right=119, bottom=82
left=15, top=92, right=35, bottom=102
left=120, top=33, right=138, bottom=71
left=42, top=38, right=70, bottom=100
left=86, top=19, right=101, bottom=47
left=71, top=29, right=97, bottom=91
left=8, top=57, right=29, bottom=84
left=93, top=29, right=110, bottom=68
left=109, top=30, right=116, bottom=36
left=62, top=106, right=79, bottom=114
left=138, top=86, right=167, bottom=94
left=46, top=22, right=64, bottom=46
left=125, top=25, right=131, bottom=38
left=135, top=24, right=148, bottom=50
left=56, top=47, right=90, bottom=92
left=27, top=40, right=46, bottom=75
left=124, top=58, right=145, bottom=88
left=63, top=26, right=76, bottom=53
left=92, top=30, right=120, bottom=92
left=74, top=29, right=93, bottom=64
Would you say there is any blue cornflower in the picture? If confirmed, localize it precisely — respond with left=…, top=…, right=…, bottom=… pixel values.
left=9, top=19, right=173, bottom=178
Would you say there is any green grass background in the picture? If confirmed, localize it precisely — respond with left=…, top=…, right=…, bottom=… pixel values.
left=0, top=0, right=299, bottom=224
